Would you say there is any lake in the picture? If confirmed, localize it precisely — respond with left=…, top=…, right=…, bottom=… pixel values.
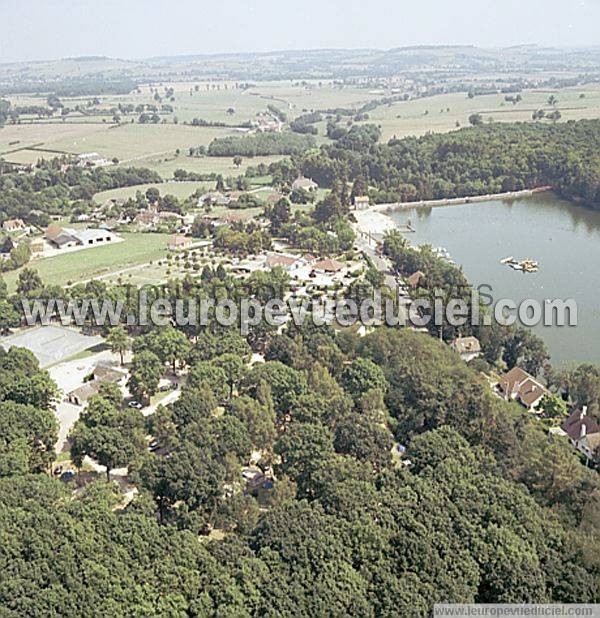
left=388, top=193, right=600, bottom=366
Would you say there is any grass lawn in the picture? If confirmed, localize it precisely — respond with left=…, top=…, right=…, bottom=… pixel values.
left=4, top=232, right=171, bottom=291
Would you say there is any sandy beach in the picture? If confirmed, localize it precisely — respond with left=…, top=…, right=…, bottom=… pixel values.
left=353, top=208, right=397, bottom=236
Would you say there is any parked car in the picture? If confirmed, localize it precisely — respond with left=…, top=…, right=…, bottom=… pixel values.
left=59, top=470, right=76, bottom=482
left=128, top=401, right=143, bottom=410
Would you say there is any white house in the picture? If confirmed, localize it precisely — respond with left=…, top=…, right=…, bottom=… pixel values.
left=451, top=336, right=482, bottom=362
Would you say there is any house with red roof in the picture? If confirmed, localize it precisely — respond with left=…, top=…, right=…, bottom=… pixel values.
left=561, top=406, right=600, bottom=461
left=497, top=366, right=549, bottom=412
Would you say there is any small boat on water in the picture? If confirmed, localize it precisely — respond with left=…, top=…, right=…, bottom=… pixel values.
left=506, top=258, right=539, bottom=273
left=500, top=256, right=515, bottom=264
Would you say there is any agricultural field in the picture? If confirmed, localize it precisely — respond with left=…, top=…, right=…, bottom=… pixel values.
left=3, top=232, right=171, bottom=292
left=0, top=81, right=379, bottom=169
left=356, top=85, right=600, bottom=140
left=146, top=154, right=286, bottom=180
left=4, top=80, right=600, bottom=179
left=94, top=180, right=214, bottom=203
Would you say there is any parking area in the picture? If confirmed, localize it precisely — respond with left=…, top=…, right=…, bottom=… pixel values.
left=0, top=325, right=104, bottom=368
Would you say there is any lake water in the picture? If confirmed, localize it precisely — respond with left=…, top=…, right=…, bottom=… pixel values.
left=388, top=193, right=600, bottom=366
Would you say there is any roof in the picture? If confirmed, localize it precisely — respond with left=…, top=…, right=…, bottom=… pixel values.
left=313, top=258, right=344, bottom=273
left=93, top=364, right=125, bottom=383
left=581, top=433, right=600, bottom=452
left=74, top=229, right=116, bottom=244
left=498, top=366, right=548, bottom=407
left=169, top=235, right=191, bottom=247
left=53, top=231, right=79, bottom=247
left=354, top=196, right=370, bottom=203
left=199, top=191, right=230, bottom=205
left=292, top=177, right=318, bottom=190
left=135, top=212, right=158, bottom=225
left=68, top=380, right=101, bottom=403
left=451, top=336, right=481, bottom=355
left=2, top=219, right=25, bottom=230
left=561, top=408, right=600, bottom=441
left=0, top=237, right=14, bottom=254
left=499, top=367, right=531, bottom=396
left=518, top=379, right=547, bottom=407
left=407, top=270, right=425, bottom=287
left=45, top=224, right=64, bottom=242
left=266, top=253, right=299, bottom=268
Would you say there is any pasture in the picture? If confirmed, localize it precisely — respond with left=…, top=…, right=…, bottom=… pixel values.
left=94, top=180, right=214, bottom=203
left=3, top=232, right=171, bottom=291
left=356, top=85, right=600, bottom=140
left=4, top=81, right=600, bottom=177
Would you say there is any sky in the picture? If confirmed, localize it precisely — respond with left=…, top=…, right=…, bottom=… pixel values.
left=1, top=0, right=599, bottom=63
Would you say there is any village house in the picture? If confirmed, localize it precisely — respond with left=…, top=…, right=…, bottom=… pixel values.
left=266, top=252, right=306, bottom=272
left=407, top=270, right=425, bottom=289
left=497, top=366, right=549, bottom=412
left=560, top=406, right=600, bottom=462
left=198, top=191, right=231, bottom=207
left=313, top=258, right=345, bottom=274
left=451, top=336, right=482, bottom=362
left=169, top=235, right=193, bottom=251
left=292, top=176, right=318, bottom=192
left=100, top=219, right=120, bottom=232
left=353, top=196, right=370, bottom=210
left=134, top=212, right=160, bottom=230
left=2, top=219, right=26, bottom=233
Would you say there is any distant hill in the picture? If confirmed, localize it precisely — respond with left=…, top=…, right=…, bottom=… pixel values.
left=1, top=45, right=600, bottom=93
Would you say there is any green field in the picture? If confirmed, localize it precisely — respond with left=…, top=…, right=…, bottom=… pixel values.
left=145, top=154, right=286, bottom=180
left=3, top=232, right=171, bottom=291
left=356, top=86, right=600, bottom=140
left=5, top=81, right=600, bottom=178
left=94, top=180, right=214, bottom=203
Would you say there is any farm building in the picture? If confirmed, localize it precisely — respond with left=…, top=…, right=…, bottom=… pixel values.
left=2, top=219, right=26, bottom=232
left=45, top=225, right=120, bottom=249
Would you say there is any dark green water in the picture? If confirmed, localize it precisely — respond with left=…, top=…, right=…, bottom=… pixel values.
left=389, top=193, right=600, bottom=366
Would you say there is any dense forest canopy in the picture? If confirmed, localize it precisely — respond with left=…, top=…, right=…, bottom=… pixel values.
left=207, top=132, right=317, bottom=157
left=0, top=322, right=599, bottom=615
left=285, top=119, right=600, bottom=208
left=0, top=163, right=162, bottom=225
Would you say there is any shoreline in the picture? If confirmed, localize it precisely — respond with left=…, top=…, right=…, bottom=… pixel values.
left=372, top=186, right=553, bottom=214
left=354, top=187, right=553, bottom=237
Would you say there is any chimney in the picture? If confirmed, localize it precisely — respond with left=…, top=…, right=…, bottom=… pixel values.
left=580, top=405, right=588, bottom=421
left=580, top=423, right=587, bottom=439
